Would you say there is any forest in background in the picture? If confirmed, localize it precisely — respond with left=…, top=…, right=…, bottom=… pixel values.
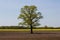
left=0, top=26, right=60, bottom=29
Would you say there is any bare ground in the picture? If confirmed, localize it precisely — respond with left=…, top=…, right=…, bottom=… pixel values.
left=0, top=31, right=60, bottom=40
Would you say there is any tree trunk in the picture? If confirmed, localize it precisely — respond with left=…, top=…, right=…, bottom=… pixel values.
left=31, top=25, right=33, bottom=34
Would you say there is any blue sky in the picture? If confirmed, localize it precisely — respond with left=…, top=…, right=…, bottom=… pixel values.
left=0, top=0, right=60, bottom=27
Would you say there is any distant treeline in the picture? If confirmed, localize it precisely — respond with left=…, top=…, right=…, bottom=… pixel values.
left=0, top=26, right=60, bottom=29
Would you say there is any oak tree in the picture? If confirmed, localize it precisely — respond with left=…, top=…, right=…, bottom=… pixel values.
left=18, top=5, right=43, bottom=34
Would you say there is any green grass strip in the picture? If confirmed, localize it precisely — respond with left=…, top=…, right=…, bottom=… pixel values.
left=0, top=29, right=60, bottom=32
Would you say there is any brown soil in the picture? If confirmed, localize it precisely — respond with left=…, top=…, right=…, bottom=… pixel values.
left=0, top=31, right=60, bottom=40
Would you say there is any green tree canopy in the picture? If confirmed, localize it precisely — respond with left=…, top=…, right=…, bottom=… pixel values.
left=18, top=5, right=43, bottom=34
